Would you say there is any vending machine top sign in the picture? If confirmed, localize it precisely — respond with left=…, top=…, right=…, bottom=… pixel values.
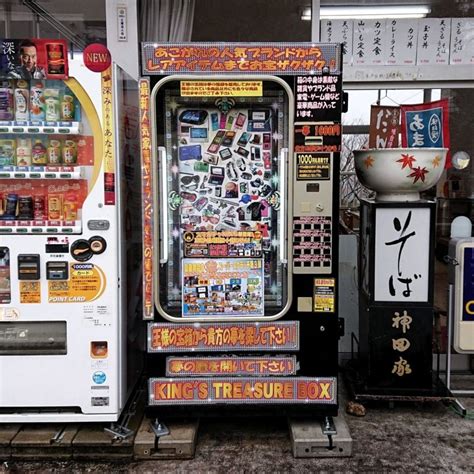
left=141, top=42, right=341, bottom=76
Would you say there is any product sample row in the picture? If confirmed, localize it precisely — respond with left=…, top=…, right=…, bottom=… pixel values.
left=0, top=79, right=77, bottom=122
left=0, top=191, right=79, bottom=221
left=0, top=136, right=78, bottom=166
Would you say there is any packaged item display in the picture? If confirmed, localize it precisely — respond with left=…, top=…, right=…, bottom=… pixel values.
left=31, top=138, right=47, bottom=165
left=17, top=195, right=33, bottom=220
left=60, top=94, right=75, bottom=120
left=47, top=139, right=61, bottom=164
left=63, top=192, right=78, bottom=221
left=0, top=139, right=15, bottom=166
left=30, top=80, right=45, bottom=120
left=62, top=139, right=77, bottom=164
left=14, top=80, right=29, bottom=121
left=47, top=193, right=63, bottom=220
left=16, top=138, right=32, bottom=166
left=3, top=194, right=18, bottom=220
left=44, top=87, right=60, bottom=121
left=33, top=195, right=46, bottom=219
left=46, top=42, right=66, bottom=76
left=0, top=80, right=14, bottom=121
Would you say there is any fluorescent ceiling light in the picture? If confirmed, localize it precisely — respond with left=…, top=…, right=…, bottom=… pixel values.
left=301, top=5, right=431, bottom=20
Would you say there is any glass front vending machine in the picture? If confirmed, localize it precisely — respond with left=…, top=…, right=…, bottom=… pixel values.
left=140, top=43, right=343, bottom=415
left=0, top=39, right=142, bottom=422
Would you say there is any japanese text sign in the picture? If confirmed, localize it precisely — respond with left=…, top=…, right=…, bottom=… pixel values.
left=141, top=43, right=341, bottom=75
left=417, top=18, right=450, bottom=65
left=401, top=99, right=450, bottom=168
left=148, top=321, right=300, bottom=352
left=450, top=18, right=474, bottom=65
left=166, top=356, right=297, bottom=377
left=374, top=207, right=431, bottom=303
left=369, top=105, right=400, bottom=149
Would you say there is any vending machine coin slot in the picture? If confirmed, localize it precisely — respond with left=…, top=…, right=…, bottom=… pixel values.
left=17, top=254, right=40, bottom=280
left=46, top=261, right=68, bottom=280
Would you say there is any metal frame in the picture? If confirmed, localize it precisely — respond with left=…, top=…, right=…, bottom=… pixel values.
left=149, top=74, right=295, bottom=323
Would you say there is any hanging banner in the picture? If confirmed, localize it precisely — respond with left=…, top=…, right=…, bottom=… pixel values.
left=0, top=38, right=68, bottom=80
left=400, top=99, right=451, bottom=168
left=101, top=67, right=115, bottom=204
left=369, top=105, right=400, bottom=149
left=149, top=377, right=336, bottom=405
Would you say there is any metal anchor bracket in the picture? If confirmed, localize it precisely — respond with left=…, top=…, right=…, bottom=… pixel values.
left=150, top=418, right=170, bottom=438
left=104, top=423, right=134, bottom=440
left=321, top=416, right=337, bottom=450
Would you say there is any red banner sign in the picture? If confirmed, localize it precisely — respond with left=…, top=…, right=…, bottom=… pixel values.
left=148, top=321, right=300, bottom=352
left=149, top=377, right=337, bottom=405
left=166, top=356, right=297, bottom=376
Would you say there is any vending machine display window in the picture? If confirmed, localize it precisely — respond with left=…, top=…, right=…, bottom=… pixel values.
left=151, top=78, right=292, bottom=321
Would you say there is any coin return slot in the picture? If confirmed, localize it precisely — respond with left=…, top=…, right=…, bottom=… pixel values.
left=18, top=254, right=40, bottom=280
left=306, top=183, right=320, bottom=193
left=46, top=261, right=69, bottom=280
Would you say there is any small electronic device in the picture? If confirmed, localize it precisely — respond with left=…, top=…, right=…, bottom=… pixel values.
left=190, top=127, right=208, bottom=142
left=179, top=110, right=208, bottom=125
left=222, top=131, right=236, bottom=147
left=235, top=146, right=250, bottom=158
left=237, top=132, right=251, bottom=147
left=219, top=148, right=232, bottom=160
left=179, top=144, right=202, bottom=161
left=211, top=112, right=219, bottom=131
left=207, top=130, right=225, bottom=154
left=209, top=166, right=225, bottom=185
left=235, top=112, right=246, bottom=129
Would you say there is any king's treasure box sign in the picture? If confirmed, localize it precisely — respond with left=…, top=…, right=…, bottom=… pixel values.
left=148, top=321, right=300, bottom=352
left=166, top=356, right=297, bottom=377
left=0, top=38, right=68, bottom=80
left=149, top=377, right=337, bottom=405
left=141, top=42, right=341, bottom=75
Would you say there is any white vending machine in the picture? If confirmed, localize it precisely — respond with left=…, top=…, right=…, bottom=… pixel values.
left=0, top=38, right=141, bottom=422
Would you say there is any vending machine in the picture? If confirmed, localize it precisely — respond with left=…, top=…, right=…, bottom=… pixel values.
left=140, top=43, right=343, bottom=414
left=0, top=39, right=141, bottom=422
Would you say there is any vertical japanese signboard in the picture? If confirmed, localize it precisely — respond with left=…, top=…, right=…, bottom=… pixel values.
left=384, top=20, right=418, bottom=66
left=374, top=207, right=430, bottom=303
left=320, top=20, right=353, bottom=65
left=101, top=68, right=115, bottom=205
left=369, top=105, right=400, bottom=149
left=353, top=20, right=386, bottom=66
left=450, top=18, right=474, bottom=65
left=417, top=18, right=450, bottom=65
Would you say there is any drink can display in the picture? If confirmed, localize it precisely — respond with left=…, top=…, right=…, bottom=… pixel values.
left=61, top=95, right=75, bottom=120
left=18, top=195, right=33, bottom=220
left=33, top=195, right=46, bottom=219
left=46, top=43, right=66, bottom=76
left=4, top=193, right=18, bottom=219
left=14, top=80, right=29, bottom=121
left=62, top=139, right=77, bottom=164
left=0, top=139, right=15, bottom=166
left=45, top=96, right=60, bottom=121
left=16, top=138, right=32, bottom=166
left=30, top=81, right=45, bottom=120
left=48, top=193, right=63, bottom=220
left=47, top=139, right=61, bottom=164
left=32, top=139, right=48, bottom=165
left=0, top=80, right=14, bottom=121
